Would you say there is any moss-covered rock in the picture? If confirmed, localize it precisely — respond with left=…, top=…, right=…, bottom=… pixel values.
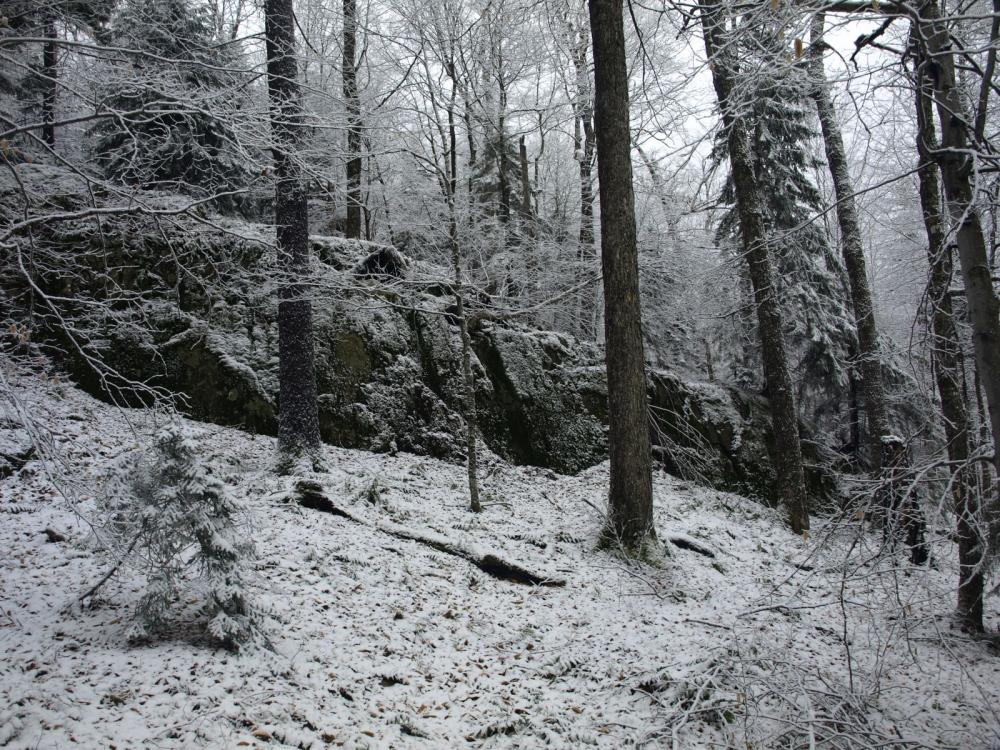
left=1, top=169, right=837, bottom=505
left=472, top=325, right=606, bottom=473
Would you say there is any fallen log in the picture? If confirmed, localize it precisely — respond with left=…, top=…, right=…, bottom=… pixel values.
left=292, top=480, right=565, bottom=587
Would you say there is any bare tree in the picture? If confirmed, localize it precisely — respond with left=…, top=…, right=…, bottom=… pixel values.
left=911, top=0, right=1000, bottom=485
left=570, top=11, right=597, bottom=338
left=808, top=12, right=891, bottom=474
left=912, top=29, right=984, bottom=632
left=343, top=0, right=363, bottom=239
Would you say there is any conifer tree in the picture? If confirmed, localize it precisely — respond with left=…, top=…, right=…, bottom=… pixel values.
left=711, top=25, right=856, bottom=433
left=2, top=0, right=113, bottom=149
left=90, top=0, right=255, bottom=213
left=101, top=422, right=259, bottom=650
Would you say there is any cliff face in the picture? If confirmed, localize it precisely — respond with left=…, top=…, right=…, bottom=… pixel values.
left=1, top=165, right=834, bottom=504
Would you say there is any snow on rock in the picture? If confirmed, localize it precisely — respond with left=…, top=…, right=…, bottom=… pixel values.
left=0, top=167, right=836, bottom=502
left=0, top=374, right=997, bottom=749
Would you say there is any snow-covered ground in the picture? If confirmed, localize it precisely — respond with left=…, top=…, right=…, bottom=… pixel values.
left=1, top=374, right=998, bottom=749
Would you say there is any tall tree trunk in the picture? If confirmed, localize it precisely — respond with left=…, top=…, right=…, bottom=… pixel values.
left=577, top=118, right=596, bottom=248
left=497, top=75, right=511, bottom=225
left=698, top=0, right=809, bottom=534
left=913, top=54, right=983, bottom=631
left=635, top=144, right=670, bottom=220
left=848, top=368, right=862, bottom=463
left=518, top=135, right=533, bottom=224
left=343, top=0, right=363, bottom=239
left=975, top=371, right=995, bottom=498
left=809, top=13, right=890, bottom=473
left=533, top=111, right=545, bottom=217
left=464, top=99, right=477, bottom=197
left=588, top=0, right=657, bottom=555
left=914, top=1, right=1000, bottom=486
left=265, top=0, right=321, bottom=464
left=973, top=0, right=999, bottom=144
left=572, top=32, right=596, bottom=340
left=446, top=68, right=481, bottom=513
left=451, top=211, right=481, bottom=514
left=42, top=17, right=57, bottom=148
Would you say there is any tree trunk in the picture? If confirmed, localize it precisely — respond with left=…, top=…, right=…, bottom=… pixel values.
left=451, top=215, right=481, bottom=514
left=636, top=144, right=670, bottom=220
left=446, top=61, right=481, bottom=514
left=534, top=111, right=545, bottom=217
left=914, top=1, right=1000, bottom=487
left=913, top=55, right=982, bottom=630
left=265, top=0, right=321, bottom=465
left=698, top=0, right=809, bottom=534
left=578, top=118, right=596, bottom=250
left=497, top=75, right=511, bottom=225
left=343, top=0, right=363, bottom=239
left=464, top=99, right=477, bottom=197
left=848, top=368, right=862, bottom=463
left=518, top=135, right=533, bottom=225
left=42, top=17, right=57, bottom=148
left=809, top=13, right=890, bottom=473
left=588, top=0, right=657, bottom=555
left=571, top=30, right=596, bottom=340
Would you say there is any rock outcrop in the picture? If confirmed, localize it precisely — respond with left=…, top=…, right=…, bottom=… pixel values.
left=1, top=165, right=835, bottom=505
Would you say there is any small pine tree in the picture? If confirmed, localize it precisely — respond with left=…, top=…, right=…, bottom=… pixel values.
left=101, top=421, right=259, bottom=650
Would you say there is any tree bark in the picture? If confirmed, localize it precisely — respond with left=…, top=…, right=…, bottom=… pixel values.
left=265, top=0, right=322, bottom=463
left=518, top=135, right=533, bottom=225
left=497, top=75, right=512, bottom=225
left=451, top=215, right=481, bottom=514
left=574, top=57, right=596, bottom=250
left=588, top=0, right=657, bottom=554
left=914, top=1, right=1000, bottom=487
left=446, top=60, right=481, bottom=513
left=572, top=31, right=597, bottom=340
left=578, top=118, right=596, bottom=250
left=698, top=0, right=809, bottom=534
left=343, top=0, right=363, bottom=239
left=42, top=17, right=57, bottom=147
left=463, top=97, right=477, bottom=197
left=809, top=13, right=890, bottom=474
left=914, top=51, right=984, bottom=630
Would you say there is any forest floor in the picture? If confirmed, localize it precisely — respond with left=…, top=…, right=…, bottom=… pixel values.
left=1, top=374, right=999, bottom=749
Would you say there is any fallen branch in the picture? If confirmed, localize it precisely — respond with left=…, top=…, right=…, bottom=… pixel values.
left=292, top=480, right=565, bottom=587
left=68, top=533, right=141, bottom=611
left=667, top=535, right=716, bottom=558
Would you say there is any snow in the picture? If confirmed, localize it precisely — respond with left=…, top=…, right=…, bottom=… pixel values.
left=1, top=374, right=998, bottom=749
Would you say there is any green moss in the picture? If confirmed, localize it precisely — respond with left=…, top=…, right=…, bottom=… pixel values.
left=596, top=528, right=669, bottom=567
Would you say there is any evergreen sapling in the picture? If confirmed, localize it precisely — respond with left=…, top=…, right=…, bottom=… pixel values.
left=100, top=421, right=260, bottom=650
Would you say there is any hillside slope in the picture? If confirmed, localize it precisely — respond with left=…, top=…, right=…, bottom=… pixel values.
left=1, top=375, right=998, bottom=749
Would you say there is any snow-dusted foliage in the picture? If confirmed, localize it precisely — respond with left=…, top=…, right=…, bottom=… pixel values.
left=99, top=420, right=260, bottom=650
left=89, top=0, right=259, bottom=214
left=706, top=13, right=857, bottom=446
